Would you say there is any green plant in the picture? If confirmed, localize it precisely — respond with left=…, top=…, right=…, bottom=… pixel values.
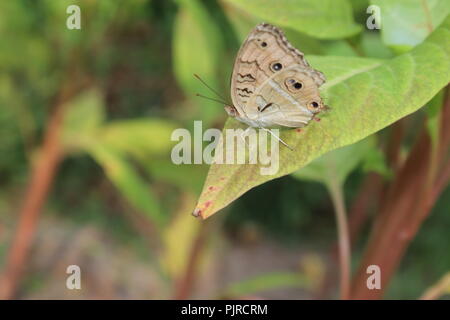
left=0, top=0, right=449, bottom=300
left=192, top=0, right=450, bottom=299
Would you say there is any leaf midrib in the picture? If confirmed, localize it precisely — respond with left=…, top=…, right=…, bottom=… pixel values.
left=321, top=61, right=383, bottom=91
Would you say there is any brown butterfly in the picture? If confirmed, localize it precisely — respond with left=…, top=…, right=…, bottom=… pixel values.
left=197, top=23, right=326, bottom=148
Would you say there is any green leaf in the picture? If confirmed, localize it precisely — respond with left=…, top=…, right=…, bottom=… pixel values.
left=222, top=272, right=310, bottom=297
left=425, top=89, right=445, bottom=148
left=225, top=0, right=361, bottom=39
left=146, top=160, right=207, bottom=194
left=61, top=89, right=177, bottom=160
left=98, top=119, right=178, bottom=159
left=173, top=0, right=225, bottom=123
left=361, top=31, right=394, bottom=59
left=362, top=146, right=391, bottom=178
left=291, top=137, right=376, bottom=186
left=60, top=90, right=176, bottom=227
left=160, top=193, right=201, bottom=279
left=225, top=4, right=325, bottom=55
left=89, top=144, right=166, bottom=228
left=372, top=0, right=450, bottom=52
left=194, top=16, right=450, bottom=219
left=62, top=89, right=105, bottom=152
left=321, top=40, right=359, bottom=57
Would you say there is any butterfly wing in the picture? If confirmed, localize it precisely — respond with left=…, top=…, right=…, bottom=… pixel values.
left=230, top=23, right=325, bottom=128
left=249, top=64, right=326, bottom=128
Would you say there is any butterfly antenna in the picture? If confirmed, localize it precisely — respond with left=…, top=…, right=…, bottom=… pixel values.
left=193, top=74, right=230, bottom=104
left=195, top=93, right=228, bottom=105
left=263, top=128, right=294, bottom=151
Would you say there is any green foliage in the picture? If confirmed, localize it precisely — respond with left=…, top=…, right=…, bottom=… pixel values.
left=222, top=272, right=311, bottom=297
left=292, top=137, right=377, bottom=187
left=173, top=0, right=226, bottom=124
left=160, top=196, right=201, bottom=279
left=372, top=0, right=450, bottom=52
left=62, top=88, right=179, bottom=228
left=62, top=89, right=105, bottom=152
left=99, top=119, right=177, bottom=160
left=226, top=0, right=361, bottom=39
left=90, top=144, right=167, bottom=227
left=1, top=0, right=450, bottom=299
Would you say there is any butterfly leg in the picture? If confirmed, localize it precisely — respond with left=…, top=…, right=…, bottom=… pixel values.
left=262, top=128, right=293, bottom=151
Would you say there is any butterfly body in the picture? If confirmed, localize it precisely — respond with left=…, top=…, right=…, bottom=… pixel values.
left=227, top=23, right=326, bottom=129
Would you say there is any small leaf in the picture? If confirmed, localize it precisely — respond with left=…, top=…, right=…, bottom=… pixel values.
left=225, top=0, right=361, bottom=39
left=222, top=272, right=310, bottom=297
left=173, top=0, right=225, bottom=123
left=362, top=147, right=391, bottom=178
left=194, top=16, right=450, bottom=219
left=61, top=92, right=176, bottom=227
left=360, top=31, right=394, bottom=59
left=146, top=160, right=207, bottom=194
left=62, top=88, right=105, bottom=152
left=372, top=0, right=450, bottom=52
left=89, top=144, right=166, bottom=228
left=98, top=119, right=178, bottom=159
left=292, top=137, right=376, bottom=186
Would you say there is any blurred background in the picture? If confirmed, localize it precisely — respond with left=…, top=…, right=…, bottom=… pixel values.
left=0, top=0, right=449, bottom=299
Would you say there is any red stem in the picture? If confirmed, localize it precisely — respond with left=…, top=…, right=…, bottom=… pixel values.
left=173, top=222, right=208, bottom=299
left=350, top=86, right=450, bottom=299
left=0, top=77, right=90, bottom=299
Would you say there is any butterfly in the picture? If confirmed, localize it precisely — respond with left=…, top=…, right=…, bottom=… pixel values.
left=196, top=23, right=326, bottom=149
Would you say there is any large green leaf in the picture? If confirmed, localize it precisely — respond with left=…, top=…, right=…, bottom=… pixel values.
left=173, top=0, right=225, bottom=123
left=224, top=3, right=325, bottom=55
left=372, top=0, right=450, bottom=52
left=225, top=0, right=361, bottom=39
left=194, top=16, right=450, bottom=219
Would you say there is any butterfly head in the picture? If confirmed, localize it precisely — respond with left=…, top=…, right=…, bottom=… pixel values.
left=224, top=105, right=239, bottom=117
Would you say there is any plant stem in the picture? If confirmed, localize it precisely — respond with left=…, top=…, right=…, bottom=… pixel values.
left=0, top=74, right=90, bottom=299
left=347, top=172, right=382, bottom=245
left=0, top=103, right=64, bottom=299
left=173, top=222, right=208, bottom=299
left=327, top=180, right=351, bottom=300
left=350, top=86, right=450, bottom=299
